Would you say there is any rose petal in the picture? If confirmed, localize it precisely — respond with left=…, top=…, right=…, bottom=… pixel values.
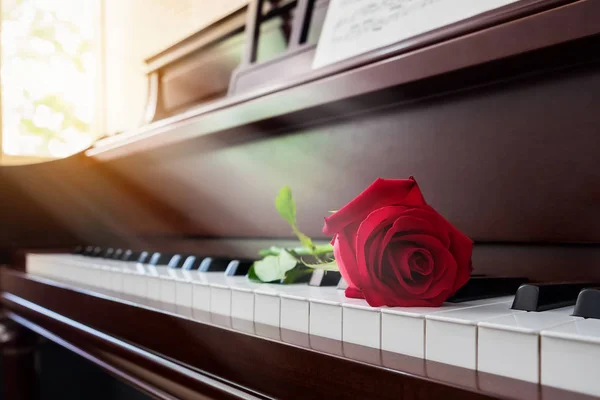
left=385, top=244, right=413, bottom=282
left=383, top=210, right=451, bottom=248
left=389, top=233, right=457, bottom=299
left=323, top=177, right=426, bottom=235
left=390, top=255, right=435, bottom=296
left=333, top=233, right=361, bottom=293
left=354, top=207, right=407, bottom=291
left=419, top=205, right=473, bottom=293
left=361, top=282, right=404, bottom=307
left=345, top=286, right=364, bottom=299
left=366, top=229, right=387, bottom=280
left=423, top=248, right=458, bottom=300
left=409, top=248, right=434, bottom=276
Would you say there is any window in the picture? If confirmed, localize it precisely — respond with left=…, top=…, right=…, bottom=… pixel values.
left=1, top=0, right=100, bottom=163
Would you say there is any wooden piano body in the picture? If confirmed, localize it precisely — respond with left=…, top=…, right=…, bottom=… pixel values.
left=1, top=0, right=600, bottom=398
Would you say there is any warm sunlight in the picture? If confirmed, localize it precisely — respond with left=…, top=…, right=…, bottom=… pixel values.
left=1, top=0, right=97, bottom=158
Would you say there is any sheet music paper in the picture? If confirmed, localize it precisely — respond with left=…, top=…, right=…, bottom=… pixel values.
left=312, top=0, right=519, bottom=69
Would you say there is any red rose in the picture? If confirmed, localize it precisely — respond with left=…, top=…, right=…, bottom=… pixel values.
left=323, top=177, right=473, bottom=307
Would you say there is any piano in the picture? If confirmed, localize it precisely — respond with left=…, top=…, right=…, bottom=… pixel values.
left=1, top=0, right=600, bottom=399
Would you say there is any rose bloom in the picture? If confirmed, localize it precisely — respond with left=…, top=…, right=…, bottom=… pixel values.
left=323, top=177, right=473, bottom=307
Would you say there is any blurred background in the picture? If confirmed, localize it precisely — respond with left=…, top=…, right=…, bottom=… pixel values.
left=1, top=0, right=246, bottom=163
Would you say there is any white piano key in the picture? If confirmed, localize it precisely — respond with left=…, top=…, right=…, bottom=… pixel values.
left=253, top=283, right=317, bottom=329
left=478, top=306, right=578, bottom=383
left=188, top=271, right=229, bottom=312
left=110, top=268, right=124, bottom=293
left=280, top=294, right=309, bottom=334
left=254, top=288, right=281, bottom=327
left=85, top=264, right=103, bottom=289
left=26, top=254, right=43, bottom=276
left=122, top=270, right=136, bottom=295
left=541, top=318, right=600, bottom=396
left=309, top=290, right=346, bottom=341
left=311, top=299, right=342, bottom=340
left=252, top=284, right=340, bottom=339
left=210, top=283, right=232, bottom=316
left=425, top=298, right=518, bottom=369
left=146, top=275, right=161, bottom=301
left=381, top=297, right=512, bottom=359
left=132, top=272, right=148, bottom=298
left=160, top=277, right=177, bottom=304
left=231, top=287, right=255, bottom=321
left=342, top=300, right=381, bottom=349
left=230, top=278, right=263, bottom=321
left=273, top=285, right=347, bottom=341
left=192, top=281, right=211, bottom=312
left=175, top=278, right=193, bottom=307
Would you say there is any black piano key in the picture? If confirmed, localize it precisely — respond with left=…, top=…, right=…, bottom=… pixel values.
left=148, top=252, right=175, bottom=266
left=102, top=248, right=115, bottom=258
left=198, top=257, right=230, bottom=273
left=309, top=270, right=342, bottom=287
left=121, top=249, right=134, bottom=261
left=167, top=254, right=185, bottom=268
left=181, top=255, right=202, bottom=270
left=91, top=246, right=103, bottom=257
left=512, top=282, right=600, bottom=312
left=137, top=251, right=150, bottom=264
left=83, top=246, right=95, bottom=256
left=573, top=288, right=600, bottom=319
left=224, top=259, right=254, bottom=276
left=120, top=250, right=147, bottom=263
left=112, top=248, right=124, bottom=260
left=446, top=276, right=529, bottom=303
left=73, top=245, right=84, bottom=254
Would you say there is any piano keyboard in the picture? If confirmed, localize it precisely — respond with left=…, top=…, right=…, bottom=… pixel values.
left=25, top=250, right=600, bottom=398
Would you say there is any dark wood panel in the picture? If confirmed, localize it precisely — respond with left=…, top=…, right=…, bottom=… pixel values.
left=0, top=319, right=38, bottom=400
left=6, top=312, right=253, bottom=400
left=3, top=60, right=600, bottom=253
left=101, top=62, right=600, bottom=243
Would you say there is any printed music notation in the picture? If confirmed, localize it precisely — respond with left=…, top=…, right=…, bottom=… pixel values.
left=312, top=0, right=518, bottom=68
left=331, top=0, right=443, bottom=44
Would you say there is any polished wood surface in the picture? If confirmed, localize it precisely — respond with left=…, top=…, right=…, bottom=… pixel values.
left=1, top=1, right=600, bottom=398
left=0, top=318, right=38, bottom=400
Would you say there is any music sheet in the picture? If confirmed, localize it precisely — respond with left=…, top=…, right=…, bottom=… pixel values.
left=312, top=0, right=519, bottom=69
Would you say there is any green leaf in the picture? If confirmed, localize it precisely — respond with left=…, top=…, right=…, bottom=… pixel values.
left=247, top=264, right=262, bottom=282
left=275, top=186, right=296, bottom=226
left=252, top=256, right=281, bottom=282
left=300, top=258, right=339, bottom=271
left=295, top=230, right=315, bottom=252
left=252, top=250, right=298, bottom=282
left=282, top=265, right=314, bottom=284
left=258, top=246, right=282, bottom=257
left=313, top=243, right=334, bottom=255
left=279, top=249, right=298, bottom=270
